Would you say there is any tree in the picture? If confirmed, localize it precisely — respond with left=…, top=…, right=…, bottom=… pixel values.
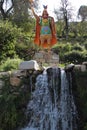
left=78, top=5, right=87, bottom=21
left=54, top=0, right=73, bottom=38
left=0, top=0, right=39, bottom=22
left=0, top=0, right=39, bottom=32
left=0, top=0, right=13, bottom=19
left=0, top=20, right=18, bottom=61
left=12, top=0, right=29, bottom=25
left=60, top=0, right=73, bottom=38
left=76, top=21, right=87, bottom=38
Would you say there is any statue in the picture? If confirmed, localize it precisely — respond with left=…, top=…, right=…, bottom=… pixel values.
left=30, top=2, right=57, bottom=50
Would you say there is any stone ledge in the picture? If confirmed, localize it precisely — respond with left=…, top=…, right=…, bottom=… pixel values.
left=19, top=60, right=40, bottom=70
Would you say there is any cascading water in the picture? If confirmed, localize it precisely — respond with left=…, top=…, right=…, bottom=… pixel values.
left=21, top=67, right=78, bottom=130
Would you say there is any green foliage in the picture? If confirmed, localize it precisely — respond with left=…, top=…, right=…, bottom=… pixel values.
left=75, top=22, right=87, bottom=38
left=71, top=43, right=84, bottom=51
left=84, top=123, right=87, bottom=130
left=11, top=0, right=36, bottom=30
left=75, top=71, right=87, bottom=130
left=52, top=43, right=71, bottom=55
left=0, top=20, right=35, bottom=62
left=53, top=41, right=87, bottom=64
left=82, top=51, right=87, bottom=61
left=0, top=20, right=22, bottom=61
left=15, top=41, right=36, bottom=61
left=83, top=40, right=87, bottom=50
left=56, top=20, right=87, bottom=39
left=19, top=18, right=35, bottom=33
left=63, top=51, right=84, bottom=64
left=0, top=58, right=23, bottom=71
left=0, top=75, right=31, bottom=130
left=56, top=21, right=64, bottom=37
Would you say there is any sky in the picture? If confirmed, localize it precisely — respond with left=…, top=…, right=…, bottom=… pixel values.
left=38, top=0, right=87, bottom=21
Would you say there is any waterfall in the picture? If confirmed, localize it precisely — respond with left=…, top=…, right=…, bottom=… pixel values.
left=59, top=69, right=77, bottom=130
left=21, top=67, right=78, bottom=130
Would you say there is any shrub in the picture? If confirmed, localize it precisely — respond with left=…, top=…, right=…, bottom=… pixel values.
left=0, top=20, right=22, bottom=61
left=82, top=51, right=87, bottom=61
left=0, top=58, right=23, bottom=71
left=83, top=40, right=87, bottom=50
left=15, top=42, right=36, bottom=61
left=0, top=75, right=31, bottom=130
left=71, top=43, right=84, bottom=51
left=52, top=43, right=71, bottom=54
left=0, top=20, right=32, bottom=62
left=63, top=51, right=84, bottom=64
left=84, top=123, right=87, bottom=130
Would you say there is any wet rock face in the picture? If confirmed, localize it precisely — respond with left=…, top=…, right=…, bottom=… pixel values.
left=47, top=67, right=60, bottom=77
left=47, top=67, right=61, bottom=105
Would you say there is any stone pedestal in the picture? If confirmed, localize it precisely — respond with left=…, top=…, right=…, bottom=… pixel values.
left=33, top=50, right=59, bottom=66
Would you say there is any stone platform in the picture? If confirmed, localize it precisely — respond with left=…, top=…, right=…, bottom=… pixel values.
left=33, top=50, right=59, bottom=66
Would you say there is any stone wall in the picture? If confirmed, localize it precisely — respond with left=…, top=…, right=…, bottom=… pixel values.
left=0, top=60, right=87, bottom=92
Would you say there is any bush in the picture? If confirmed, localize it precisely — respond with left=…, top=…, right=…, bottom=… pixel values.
left=63, top=51, right=84, bottom=64
left=84, top=123, right=87, bottom=130
left=0, top=58, right=23, bottom=71
left=52, top=42, right=87, bottom=64
left=83, top=40, right=87, bottom=50
left=75, top=71, right=87, bottom=130
left=71, top=43, right=84, bottom=51
left=15, top=42, right=36, bottom=61
left=82, top=51, right=87, bottom=61
left=0, top=20, right=32, bottom=62
left=53, top=43, right=71, bottom=54
left=0, top=75, right=31, bottom=130
left=0, top=20, right=21, bottom=61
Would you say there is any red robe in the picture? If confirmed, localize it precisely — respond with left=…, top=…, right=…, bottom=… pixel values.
left=34, top=16, right=57, bottom=48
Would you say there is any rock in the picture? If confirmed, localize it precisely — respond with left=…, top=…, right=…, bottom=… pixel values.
left=0, top=95, right=3, bottom=97
left=65, top=63, right=75, bottom=72
left=13, top=92, right=20, bottom=95
left=10, top=77, right=21, bottom=86
left=74, top=64, right=81, bottom=71
left=19, top=60, right=40, bottom=70
left=0, top=71, right=11, bottom=77
left=81, top=65, right=86, bottom=72
left=0, top=80, right=4, bottom=90
left=82, top=62, right=87, bottom=65
left=52, top=53, right=59, bottom=63
left=33, top=51, right=59, bottom=65
left=11, top=70, right=26, bottom=77
left=82, top=62, right=87, bottom=71
left=34, top=51, right=44, bottom=59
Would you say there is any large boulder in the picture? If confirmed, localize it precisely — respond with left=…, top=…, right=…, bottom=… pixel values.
left=19, top=60, right=40, bottom=70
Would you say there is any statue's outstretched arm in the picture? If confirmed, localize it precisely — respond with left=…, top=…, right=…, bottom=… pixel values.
left=31, top=7, right=40, bottom=20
